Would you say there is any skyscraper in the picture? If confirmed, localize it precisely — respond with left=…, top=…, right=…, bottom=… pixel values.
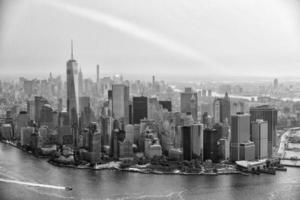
left=192, top=123, right=204, bottom=160
left=79, top=96, right=91, bottom=129
left=180, top=88, right=198, bottom=121
left=203, top=128, right=221, bottom=162
left=66, top=40, right=79, bottom=147
left=250, top=105, right=277, bottom=157
left=181, top=123, right=204, bottom=161
left=213, top=92, right=230, bottom=124
left=133, top=96, right=148, bottom=124
left=182, top=126, right=193, bottom=161
left=34, top=96, right=48, bottom=124
left=112, top=84, right=129, bottom=126
left=251, top=119, right=268, bottom=159
left=230, top=113, right=255, bottom=161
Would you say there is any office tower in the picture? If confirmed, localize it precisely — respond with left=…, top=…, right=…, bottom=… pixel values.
left=112, top=84, right=129, bottom=126
left=180, top=88, right=198, bottom=121
left=66, top=41, right=79, bottom=147
left=250, top=105, right=277, bottom=157
left=39, top=104, right=54, bottom=129
left=134, top=124, right=140, bottom=144
left=125, top=124, right=134, bottom=144
left=15, top=111, right=29, bottom=140
left=133, top=96, right=148, bottom=124
left=159, top=100, right=172, bottom=112
left=203, top=128, right=222, bottom=162
left=107, top=90, right=113, bottom=116
left=101, top=116, right=113, bottom=146
left=111, top=129, right=126, bottom=158
left=78, top=68, right=83, bottom=96
left=79, top=96, right=91, bottom=129
left=230, top=113, right=255, bottom=161
left=180, top=123, right=203, bottom=160
left=160, top=122, right=174, bottom=152
left=88, top=123, right=101, bottom=152
left=182, top=126, right=193, bottom=160
left=213, top=92, right=231, bottom=124
left=218, top=138, right=230, bottom=161
left=34, top=96, right=48, bottom=124
left=213, top=123, right=230, bottom=161
left=82, top=122, right=101, bottom=164
left=27, top=100, right=34, bottom=121
left=239, top=142, right=255, bottom=161
left=191, top=123, right=204, bottom=160
left=129, top=101, right=133, bottom=124
left=251, top=119, right=268, bottom=159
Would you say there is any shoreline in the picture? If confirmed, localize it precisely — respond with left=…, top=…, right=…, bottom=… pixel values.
left=1, top=140, right=246, bottom=177
left=1, top=140, right=283, bottom=176
left=48, top=159, right=248, bottom=176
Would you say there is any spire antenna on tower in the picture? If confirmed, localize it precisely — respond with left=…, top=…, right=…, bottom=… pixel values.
left=71, top=40, right=74, bottom=59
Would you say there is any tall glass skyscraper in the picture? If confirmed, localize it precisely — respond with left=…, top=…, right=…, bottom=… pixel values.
left=250, top=105, right=277, bottom=158
left=66, top=41, right=79, bottom=147
left=132, top=96, right=148, bottom=124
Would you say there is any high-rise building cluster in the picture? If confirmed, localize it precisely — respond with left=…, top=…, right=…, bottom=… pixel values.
left=0, top=43, right=281, bottom=166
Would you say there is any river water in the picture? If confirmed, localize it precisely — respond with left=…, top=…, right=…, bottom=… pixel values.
left=0, top=142, right=300, bottom=200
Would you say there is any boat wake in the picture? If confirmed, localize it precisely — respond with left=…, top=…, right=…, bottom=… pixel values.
left=0, top=178, right=66, bottom=190
left=0, top=167, right=74, bottom=199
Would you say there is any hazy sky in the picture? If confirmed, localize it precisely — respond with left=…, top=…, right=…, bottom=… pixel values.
left=0, top=0, right=300, bottom=80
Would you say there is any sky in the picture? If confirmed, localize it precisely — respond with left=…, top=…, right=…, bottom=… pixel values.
left=0, top=0, right=300, bottom=81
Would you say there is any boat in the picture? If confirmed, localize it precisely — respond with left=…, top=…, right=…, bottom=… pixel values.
left=65, top=187, right=73, bottom=191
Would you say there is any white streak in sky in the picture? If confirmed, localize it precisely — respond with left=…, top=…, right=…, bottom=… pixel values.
left=42, top=0, right=223, bottom=71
